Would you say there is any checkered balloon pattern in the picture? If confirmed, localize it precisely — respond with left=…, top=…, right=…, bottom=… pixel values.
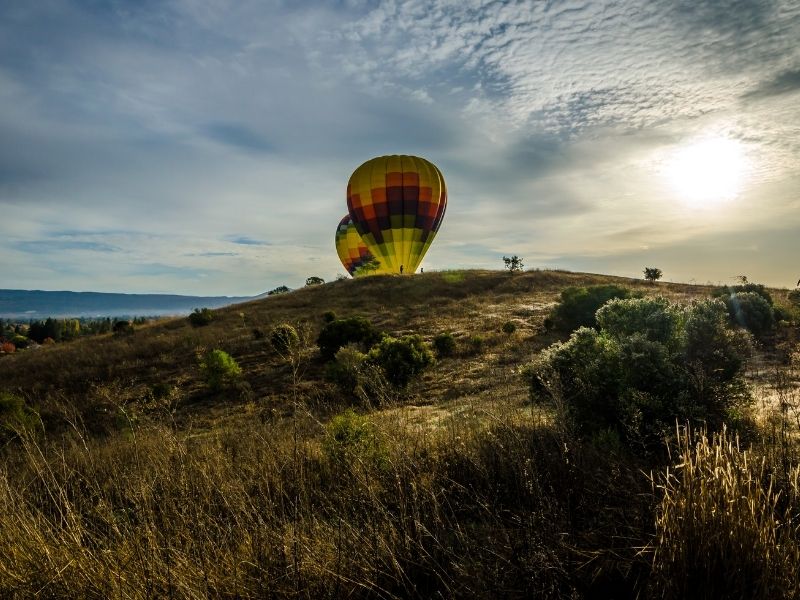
left=335, top=215, right=384, bottom=277
left=346, top=155, right=446, bottom=274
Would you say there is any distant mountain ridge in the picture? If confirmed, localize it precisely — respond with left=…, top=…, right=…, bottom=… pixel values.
left=0, top=289, right=254, bottom=319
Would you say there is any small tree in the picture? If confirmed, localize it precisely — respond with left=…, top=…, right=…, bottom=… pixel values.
left=357, top=258, right=381, bottom=275
left=644, top=267, right=663, bottom=283
left=503, top=255, right=524, bottom=273
left=267, top=285, right=291, bottom=296
left=305, top=276, right=325, bottom=286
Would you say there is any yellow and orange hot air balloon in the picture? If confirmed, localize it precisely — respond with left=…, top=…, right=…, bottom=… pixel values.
left=347, top=155, right=446, bottom=274
left=335, top=214, right=383, bottom=277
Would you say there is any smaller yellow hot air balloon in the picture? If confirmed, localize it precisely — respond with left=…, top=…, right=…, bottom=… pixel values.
left=335, top=215, right=383, bottom=277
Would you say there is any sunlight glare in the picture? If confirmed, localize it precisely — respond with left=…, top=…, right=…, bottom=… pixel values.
left=665, top=137, right=748, bottom=209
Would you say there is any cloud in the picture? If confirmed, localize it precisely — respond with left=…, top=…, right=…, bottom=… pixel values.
left=204, top=122, right=273, bottom=153
left=742, top=68, right=800, bottom=100
left=226, top=236, right=270, bottom=246
left=0, top=0, right=798, bottom=294
left=17, top=240, right=121, bottom=254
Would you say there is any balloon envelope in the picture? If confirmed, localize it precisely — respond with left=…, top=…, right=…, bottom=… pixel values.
left=347, top=155, right=446, bottom=274
left=335, top=215, right=382, bottom=277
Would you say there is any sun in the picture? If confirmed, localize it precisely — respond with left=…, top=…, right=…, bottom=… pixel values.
left=664, top=137, right=748, bottom=209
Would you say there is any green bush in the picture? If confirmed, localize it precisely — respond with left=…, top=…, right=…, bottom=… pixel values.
left=199, top=349, right=242, bottom=391
left=529, top=297, right=750, bottom=449
left=317, top=317, right=383, bottom=361
left=501, top=321, right=517, bottom=335
left=712, top=283, right=773, bottom=306
left=188, top=308, right=214, bottom=327
left=724, top=292, right=775, bottom=338
left=432, top=332, right=456, bottom=358
left=549, top=284, right=632, bottom=332
left=0, top=392, right=38, bottom=441
left=596, top=296, right=682, bottom=346
left=325, top=345, right=367, bottom=396
left=322, top=310, right=337, bottom=323
left=323, top=409, right=386, bottom=469
left=368, top=334, right=434, bottom=387
left=270, top=323, right=299, bottom=356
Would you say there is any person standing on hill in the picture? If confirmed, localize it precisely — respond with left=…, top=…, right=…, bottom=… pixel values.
left=400, top=264, right=404, bottom=275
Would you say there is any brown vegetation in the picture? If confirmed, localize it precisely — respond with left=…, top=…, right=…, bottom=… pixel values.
left=0, top=269, right=798, bottom=598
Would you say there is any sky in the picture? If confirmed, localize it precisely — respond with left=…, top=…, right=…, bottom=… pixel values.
left=1, top=0, right=799, bottom=295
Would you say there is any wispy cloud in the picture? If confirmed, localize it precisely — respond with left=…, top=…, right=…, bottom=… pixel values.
left=226, top=236, right=270, bottom=246
left=17, top=240, right=121, bottom=254
left=0, top=0, right=798, bottom=293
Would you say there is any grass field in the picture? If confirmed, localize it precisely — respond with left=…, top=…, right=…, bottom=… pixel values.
left=0, top=269, right=798, bottom=598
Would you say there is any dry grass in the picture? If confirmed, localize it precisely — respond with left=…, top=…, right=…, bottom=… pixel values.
left=1, top=269, right=799, bottom=598
left=0, top=394, right=653, bottom=599
left=650, top=426, right=800, bottom=599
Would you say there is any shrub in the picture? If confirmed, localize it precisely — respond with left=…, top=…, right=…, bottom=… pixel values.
left=325, top=345, right=366, bottom=396
left=0, top=392, right=38, bottom=441
left=317, top=317, right=383, bottom=361
left=725, top=292, right=775, bottom=339
left=596, top=296, right=682, bottom=346
left=501, top=321, right=517, bottom=335
left=12, top=334, right=29, bottom=349
left=322, top=310, right=337, bottom=323
left=788, top=288, right=800, bottom=306
left=188, top=308, right=214, bottom=327
left=270, top=323, right=299, bottom=356
left=305, top=276, right=324, bottom=286
left=251, top=327, right=265, bottom=340
left=267, top=285, right=291, bottom=296
left=199, top=349, right=242, bottom=391
left=113, top=320, right=134, bottom=335
left=323, top=409, right=386, bottom=469
left=712, top=283, right=773, bottom=306
left=549, top=284, right=632, bottom=332
left=432, top=332, right=456, bottom=358
left=149, top=382, right=173, bottom=401
left=528, top=297, right=750, bottom=449
left=368, top=334, right=434, bottom=387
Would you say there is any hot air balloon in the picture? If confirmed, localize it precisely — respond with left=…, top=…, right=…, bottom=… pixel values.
left=347, top=155, right=446, bottom=274
left=335, top=215, right=383, bottom=277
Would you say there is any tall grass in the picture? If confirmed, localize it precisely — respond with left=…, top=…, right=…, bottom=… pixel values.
left=0, top=394, right=658, bottom=599
left=650, top=426, right=800, bottom=600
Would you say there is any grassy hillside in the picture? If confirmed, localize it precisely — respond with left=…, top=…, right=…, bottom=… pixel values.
left=0, top=269, right=798, bottom=599
left=0, top=269, right=718, bottom=432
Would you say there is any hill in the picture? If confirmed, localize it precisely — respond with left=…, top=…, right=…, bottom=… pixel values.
left=0, top=269, right=798, bottom=599
left=0, top=288, right=253, bottom=319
